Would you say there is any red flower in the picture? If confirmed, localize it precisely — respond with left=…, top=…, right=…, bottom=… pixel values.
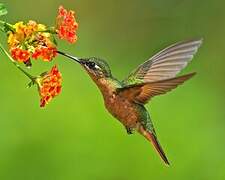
left=10, top=47, right=30, bottom=62
left=36, top=65, right=62, bottom=107
left=56, top=6, right=78, bottom=43
left=32, top=46, right=57, bottom=62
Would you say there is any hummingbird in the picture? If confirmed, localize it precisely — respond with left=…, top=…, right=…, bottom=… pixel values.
left=58, top=39, right=202, bottom=165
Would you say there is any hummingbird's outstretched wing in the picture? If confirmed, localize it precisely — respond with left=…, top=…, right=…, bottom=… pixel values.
left=122, top=39, right=202, bottom=85
left=117, top=73, right=195, bottom=104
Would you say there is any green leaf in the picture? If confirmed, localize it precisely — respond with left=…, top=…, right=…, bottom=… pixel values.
left=0, top=3, right=8, bottom=16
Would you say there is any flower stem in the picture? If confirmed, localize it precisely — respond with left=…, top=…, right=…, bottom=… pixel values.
left=0, top=20, right=5, bottom=24
left=0, top=20, right=15, bottom=32
left=0, top=27, right=4, bottom=33
left=0, top=43, right=35, bottom=81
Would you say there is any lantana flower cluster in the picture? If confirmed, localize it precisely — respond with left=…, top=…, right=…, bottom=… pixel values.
left=8, top=21, right=57, bottom=64
left=36, top=66, right=62, bottom=107
left=56, top=5, right=78, bottom=43
left=0, top=3, right=78, bottom=107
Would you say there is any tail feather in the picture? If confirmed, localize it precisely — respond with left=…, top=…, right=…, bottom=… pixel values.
left=139, top=125, right=170, bottom=165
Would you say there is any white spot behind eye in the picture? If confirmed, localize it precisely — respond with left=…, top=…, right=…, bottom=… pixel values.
left=94, top=64, right=101, bottom=69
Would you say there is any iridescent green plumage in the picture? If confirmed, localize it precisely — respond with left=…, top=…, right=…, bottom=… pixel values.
left=58, top=39, right=202, bottom=165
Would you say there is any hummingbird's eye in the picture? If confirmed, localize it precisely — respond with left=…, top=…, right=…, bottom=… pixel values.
left=86, top=61, right=101, bottom=70
left=86, top=61, right=95, bottom=69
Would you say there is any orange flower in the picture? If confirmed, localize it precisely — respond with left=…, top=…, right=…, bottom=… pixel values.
left=36, top=65, right=62, bottom=107
left=32, top=46, right=57, bottom=62
left=56, top=6, right=78, bottom=43
left=11, top=47, right=30, bottom=62
left=7, top=21, right=57, bottom=63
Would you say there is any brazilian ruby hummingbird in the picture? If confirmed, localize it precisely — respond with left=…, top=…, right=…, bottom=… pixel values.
left=58, top=39, right=202, bottom=165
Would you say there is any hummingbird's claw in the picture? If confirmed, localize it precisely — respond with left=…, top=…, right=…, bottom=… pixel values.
left=126, top=127, right=134, bottom=135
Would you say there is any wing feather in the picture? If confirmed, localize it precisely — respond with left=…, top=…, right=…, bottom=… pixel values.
left=123, top=39, right=202, bottom=85
left=118, top=73, right=195, bottom=104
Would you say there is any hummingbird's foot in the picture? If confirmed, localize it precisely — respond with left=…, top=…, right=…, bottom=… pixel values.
left=126, top=127, right=134, bottom=135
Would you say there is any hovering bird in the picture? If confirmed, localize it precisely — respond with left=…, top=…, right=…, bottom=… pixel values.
left=58, top=39, right=202, bottom=165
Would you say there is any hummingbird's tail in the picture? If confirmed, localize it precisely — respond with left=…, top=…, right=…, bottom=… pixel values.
left=138, top=125, right=170, bottom=166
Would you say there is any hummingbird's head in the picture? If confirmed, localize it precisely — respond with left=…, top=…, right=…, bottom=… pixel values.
left=57, top=51, right=111, bottom=79
left=78, top=57, right=112, bottom=79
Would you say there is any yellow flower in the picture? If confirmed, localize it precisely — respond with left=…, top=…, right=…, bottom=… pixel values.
left=14, top=21, right=26, bottom=33
left=7, top=20, right=57, bottom=63
left=37, top=23, right=47, bottom=31
left=8, top=21, right=26, bottom=47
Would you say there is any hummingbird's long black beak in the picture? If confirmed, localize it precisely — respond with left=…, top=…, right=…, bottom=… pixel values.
left=57, top=50, right=81, bottom=63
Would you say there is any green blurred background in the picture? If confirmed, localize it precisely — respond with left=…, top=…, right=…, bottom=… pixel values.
left=0, top=0, right=225, bottom=180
